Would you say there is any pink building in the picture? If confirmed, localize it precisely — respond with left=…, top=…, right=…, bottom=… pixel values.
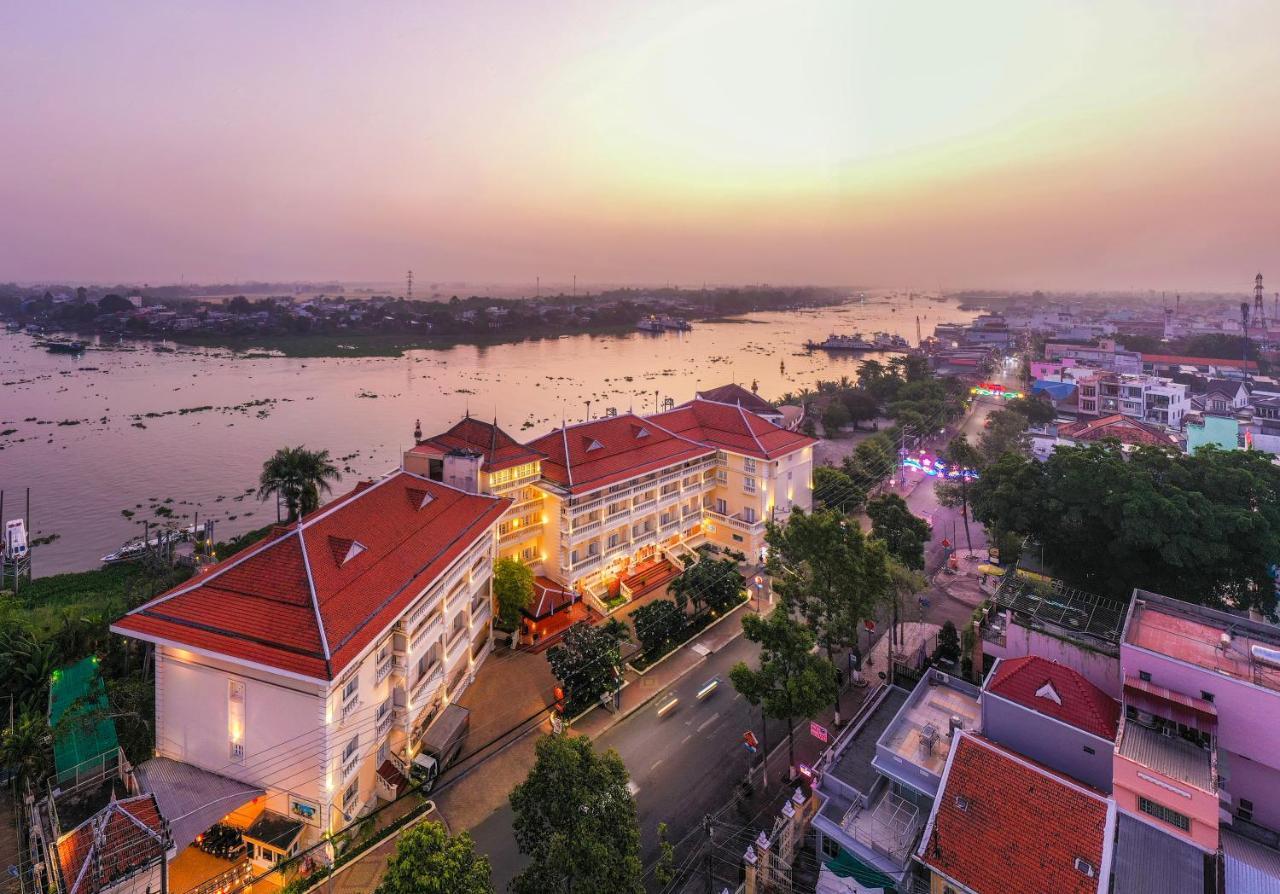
left=1120, top=590, right=1280, bottom=843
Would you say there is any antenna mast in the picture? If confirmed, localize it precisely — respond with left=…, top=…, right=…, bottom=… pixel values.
left=406, top=269, right=414, bottom=300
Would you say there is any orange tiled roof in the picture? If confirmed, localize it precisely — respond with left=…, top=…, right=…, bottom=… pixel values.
left=1058, top=414, right=1176, bottom=447
left=58, top=795, right=166, bottom=894
left=652, top=398, right=815, bottom=460
left=527, top=413, right=714, bottom=495
left=987, top=656, right=1120, bottom=741
left=693, top=383, right=779, bottom=417
left=410, top=416, right=544, bottom=473
left=919, top=734, right=1112, bottom=894
left=112, top=472, right=509, bottom=680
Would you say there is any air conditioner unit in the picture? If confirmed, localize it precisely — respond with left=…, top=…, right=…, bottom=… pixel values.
left=933, top=672, right=950, bottom=686
left=1074, top=857, right=1095, bottom=878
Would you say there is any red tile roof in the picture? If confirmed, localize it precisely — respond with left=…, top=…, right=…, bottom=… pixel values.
left=919, top=734, right=1112, bottom=894
left=1058, top=414, right=1178, bottom=447
left=112, top=472, right=509, bottom=680
left=987, top=656, right=1120, bottom=740
left=58, top=795, right=166, bottom=894
left=652, top=399, right=815, bottom=460
left=409, top=416, right=544, bottom=473
left=527, top=413, right=714, bottom=495
left=693, top=383, right=779, bottom=417
left=527, top=576, right=579, bottom=620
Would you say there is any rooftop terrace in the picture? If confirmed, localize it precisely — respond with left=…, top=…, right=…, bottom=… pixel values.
left=872, top=669, right=981, bottom=797
left=1126, top=589, right=1280, bottom=693
left=989, top=574, right=1126, bottom=650
left=823, top=686, right=911, bottom=799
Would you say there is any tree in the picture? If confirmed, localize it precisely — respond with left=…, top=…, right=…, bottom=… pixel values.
left=257, top=445, right=342, bottom=521
left=730, top=606, right=837, bottom=780
left=654, top=822, right=676, bottom=888
left=375, top=821, right=491, bottom=894
left=969, top=443, right=1280, bottom=615
left=934, top=620, right=961, bottom=664
left=765, top=509, right=889, bottom=725
left=631, top=599, right=684, bottom=656
left=977, top=408, right=1033, bottom=466
left=670, top=554, right=743, bottom=617
left=938, top=436, right=980, bottom=556
left=97, top=294, right=133, bottom=314
left=493, top=558, right=534, bottom=630
left=1006, top=396, right=1055, bottom=427
left=841, top=389, right=880, bottom=429
left=866, top=493, right=931, bottom=570
left=822, top=399, right=851, bottom=435
left=813, top=465, right=865, bottom=514
left=843, top=432, right=896, bottom=485
left=509, top=735, right=643, bottom=894
left=546, top=619, right=630, bottom=715
left=0, top=713, right=50, bottom=787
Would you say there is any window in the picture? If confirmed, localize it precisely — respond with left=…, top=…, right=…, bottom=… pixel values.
left=743, top=477, right=756, bottom=493
left=1082, top=745, right=1095, bottom=755
left=1138, top=670, right=1152, bottom=683
left=715, top=499, right=727, bottom=515
left=1239, top=798, right=1255, bottom=822
left=343, top=734, right=360, bottom=763
left=343, top=779, right=359, bottom=809
left=342, top=676, right=360, bottom=703
left=1200, top=691, right=1215, bottom=703
left=820, top=836, right=840, bottom=859
left=742, top=508, right=757, bottom=523
left=228, top=680, right=246, bottom=761
left=716, top=470, right=727, bottom=484
left=1138, top=796, right=1190, bottom=832
left=744, top=458, right=757, bottom=474
left=245, top=842, right=256, bottom=860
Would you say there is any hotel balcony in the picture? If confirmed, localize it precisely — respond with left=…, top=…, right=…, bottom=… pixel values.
left=410, top=614, right=444, bottom=653
left=375, top=654, right=407, bottom=685
left=571, top=552, right=602, bottom=570
left=702, top=509, right=765, bottom=534
left=500, top=524, right=538, bottom=544
left=632, top=497, right=657, bottom=511
left=471, top=602, right=491, bottom=632
left=445, top=629, right=470, bottom=668
left=410, top=661, right=443, bottom=705
left=446, top=584, right=469, bottom=615
left=376, top=706, right=395, bottom=738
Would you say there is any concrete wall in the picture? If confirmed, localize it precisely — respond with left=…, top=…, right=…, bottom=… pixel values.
left=1122, top=643, right=1280, bottom=831
left=1114, top=750, right=1219, bottom=852
left=985, top=619, right=1122, bottom=698
left=982, top=692, right=1114, bottom=792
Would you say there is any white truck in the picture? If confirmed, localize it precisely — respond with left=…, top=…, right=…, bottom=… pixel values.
left=409, top=703, right=470, bottom=792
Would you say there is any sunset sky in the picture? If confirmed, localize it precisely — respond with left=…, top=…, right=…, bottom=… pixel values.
left=2, top=1, right=1278, bottom=291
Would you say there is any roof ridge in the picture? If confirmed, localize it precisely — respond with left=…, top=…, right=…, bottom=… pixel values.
left=560, top=424, right=574, bottom=487
left=295, top=528, right=332, bottom=670
left=734, top=401, right=768, bottom=453
left=965, top=733, right=1110, bottom=803
left=642, top=413, right=718, bottom=451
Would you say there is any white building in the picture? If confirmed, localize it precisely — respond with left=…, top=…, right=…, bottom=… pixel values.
left=111, top=471, right=508, bottom=854
left=1076, top=371, right=1190, bottom=430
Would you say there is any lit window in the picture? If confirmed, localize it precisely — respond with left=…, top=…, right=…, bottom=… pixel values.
left=228, top=680, right=246, bottom=760
left=343, top=676, right=359, bottom=702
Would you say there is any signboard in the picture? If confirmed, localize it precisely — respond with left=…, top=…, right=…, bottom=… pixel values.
left=863, top=619, right=876, bottom=632
left=809, top=721, right=829, bottom=743
left=290, top=796, right=320, bottom=827
left=742, top=731, right=759, bottom=754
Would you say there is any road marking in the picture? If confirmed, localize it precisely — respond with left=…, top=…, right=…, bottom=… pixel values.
left=650, top=759, right=664, bottom=771
left=681, top=735, right=692, bottom=744
left=733, top=693, right=742, bottom=701
left=696, top=712, right=720, bottom=733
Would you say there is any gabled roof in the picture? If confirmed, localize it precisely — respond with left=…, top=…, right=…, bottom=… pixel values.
left=1202, top=377, right=1247, bottom=399
left=410, top=415, right=544, bottom=473
left=527, top=414, right=714, bottom=495
left=986, top=656, right=1120, bottom=740
left=693, top=383, right=779, bottom=417
left=918, top=734, right=1113, bottom=894
left=1058, top=414, right=1177, bottom=447
left=112, top=472, right=509, bottom=680
left=57, top=795, right=167, bottom=894
left=653, top=398, right=816, bottom=460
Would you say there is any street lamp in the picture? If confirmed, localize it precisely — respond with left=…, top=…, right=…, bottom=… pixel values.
left=753, top=574, right=765, bottom=612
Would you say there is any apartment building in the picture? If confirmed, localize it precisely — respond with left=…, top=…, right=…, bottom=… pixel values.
left=1044, top=338, right=1142, bottom=374
left=111, top=471, right=508, bottom=856
left=1075, top=371, right=1189, bottom=429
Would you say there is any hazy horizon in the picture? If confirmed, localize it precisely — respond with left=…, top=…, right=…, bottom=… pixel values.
left=3, top=1, right=1278, bottom=292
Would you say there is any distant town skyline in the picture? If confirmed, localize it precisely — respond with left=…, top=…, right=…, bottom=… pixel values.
left=2, top=1, right=1277, bottom=291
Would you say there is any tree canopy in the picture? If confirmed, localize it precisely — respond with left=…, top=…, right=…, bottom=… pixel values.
left=257, top=445, right=342, bottom=521
left=493, top=557, right=535, bottom=630
left=970, top=443, right=1280, bottom=615
left=866, top=493, right=931, bottom=570
left=670, top=553, right=744, bottom=616
left=375, top=821, right=491, bottom=894
left=546, top=619, right=630, bottom=715
left=813, top=465, right=865, bottom=514
left=509, top=735, right=643, bottom=894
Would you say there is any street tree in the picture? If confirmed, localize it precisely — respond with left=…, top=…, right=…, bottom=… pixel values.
left=866, top=493, right=931, bottom=570
left=843, top=433, right=897, bottom=486
left=546, top=620, right=630, bottom=715
left=730, top=606, right=837, bottom=780
left=375, top=821, right=491, bottom=894
left=822, top=399, right=851, bottom=435
left=670, top=553, right=743, bottom=616
left=766, top=509, right=891, bottom=722
left=493, top=557, right=534, bottom=630
left=841, top=389, right=880, bottom=429
left=813, top=465, right=865, bottom=514
left=935, top=436, right=981, bottom=556
left=509, top=735, right=643, bottom=894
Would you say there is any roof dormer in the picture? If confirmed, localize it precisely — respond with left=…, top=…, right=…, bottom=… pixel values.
left=328, top=536, right=367, bottom=567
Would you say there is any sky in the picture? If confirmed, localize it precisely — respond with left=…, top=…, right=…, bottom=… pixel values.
left=2, top=0, right=1278, bottom=292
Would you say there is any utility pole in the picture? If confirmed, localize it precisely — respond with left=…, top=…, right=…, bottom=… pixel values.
left=406, top=269, right=413, bottom=300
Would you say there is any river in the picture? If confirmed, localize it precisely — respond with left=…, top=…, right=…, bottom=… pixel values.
left=1, top=296, right=975, bottom=574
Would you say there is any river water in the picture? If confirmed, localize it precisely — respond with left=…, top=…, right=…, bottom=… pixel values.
left=1, top=296, right=975, bottom=574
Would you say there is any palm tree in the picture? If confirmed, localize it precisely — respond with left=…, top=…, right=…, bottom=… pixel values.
left=258, top=446, right=342, bottom=522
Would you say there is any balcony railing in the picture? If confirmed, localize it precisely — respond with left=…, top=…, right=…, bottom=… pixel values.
left=411, top=614, right=444, bottom=651
left=376, top=708, right=394, bottom=738
left=411, top=663, right=442, bottom=702
left=570, top=518, right=603, bottom=535
left=375, top=654, right=407, bottom=685
left=703, top=509, right=763, bottom=533
left=572, top=553, right=602, bottom=570
left=471, top=603, right=492, bottom=631
left=446, top=630, right=469, bottom=667
left=500, top=525, right=538, bottom=543
left=632, top=498, right=656, bottom=511
left=341, top=752, right=360, bottom=781
left=341, top=697, right=362, bottom=723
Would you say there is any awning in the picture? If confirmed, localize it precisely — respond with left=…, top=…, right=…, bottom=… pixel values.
left=1124, top=677, right=1218, bottom=732
left=525, top=577, right=579, bottom=620
left=134, top=757, right=265, bottom=854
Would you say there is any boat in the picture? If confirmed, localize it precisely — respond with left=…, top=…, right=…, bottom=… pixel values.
left=5, top=321, right=21, bottom=332
left=636, top=314, right=692, bottom=332
left=804, top=333, right=876, bottom=351
left=44, top=339, right=85, bottom=354
left=869, top=332, right=911, bottom=350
